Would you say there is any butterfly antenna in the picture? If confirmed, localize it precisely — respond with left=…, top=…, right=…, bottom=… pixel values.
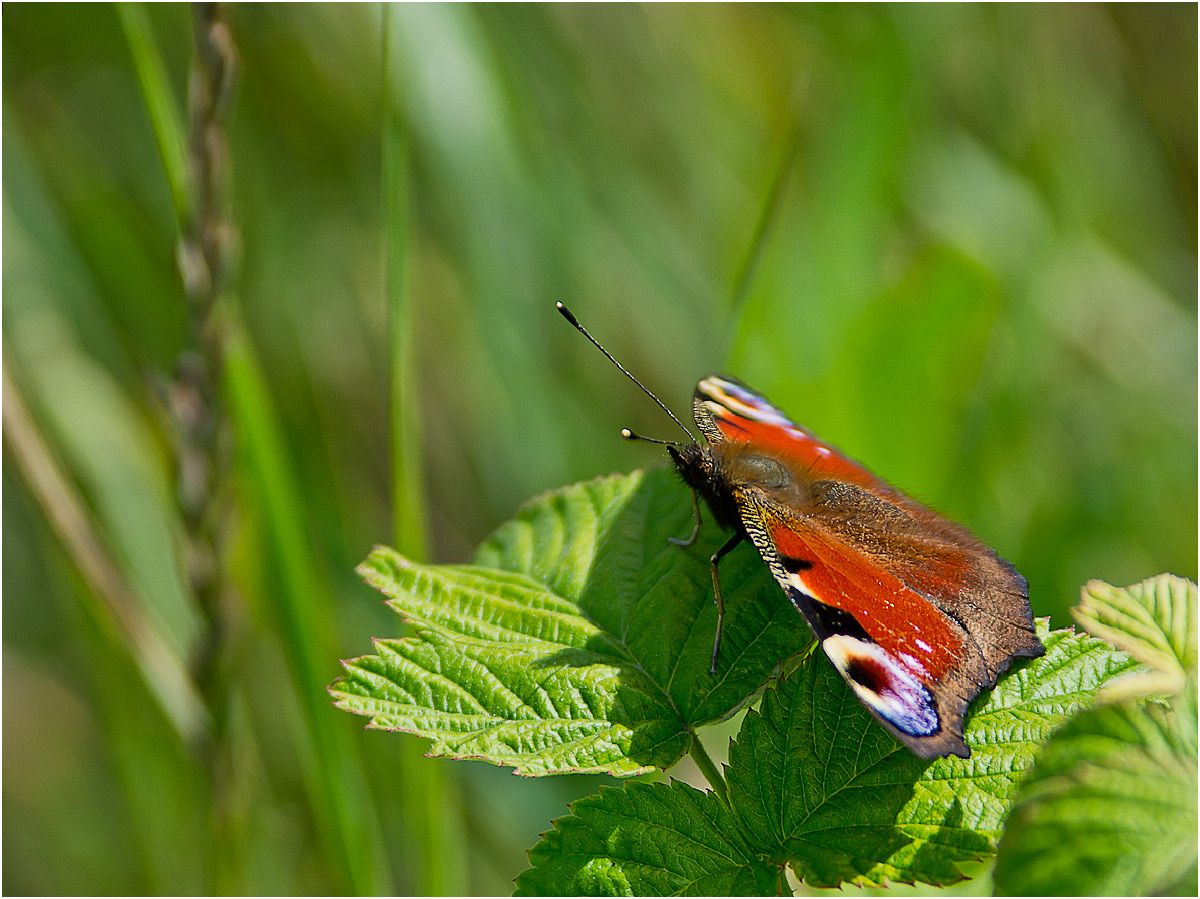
left=557, top=302, right=695, bottom=444
left=621, top=428, right=685, bottom=448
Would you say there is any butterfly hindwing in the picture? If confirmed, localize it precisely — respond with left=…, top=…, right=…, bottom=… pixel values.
left=744, top=500, right=981, bottom=757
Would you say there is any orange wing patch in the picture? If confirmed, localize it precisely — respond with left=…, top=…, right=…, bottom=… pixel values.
left=763, top=519, right=965, bottom=683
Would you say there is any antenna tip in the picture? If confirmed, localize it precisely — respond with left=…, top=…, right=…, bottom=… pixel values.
left=555, top=302, right=580, bottom=327
left=620, top=428, right=635, bottom=440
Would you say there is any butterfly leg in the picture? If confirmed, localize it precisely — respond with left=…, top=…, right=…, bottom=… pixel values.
left=670, top=489, right=703, bottom=547
left=709, top=532, right=744, bottom=674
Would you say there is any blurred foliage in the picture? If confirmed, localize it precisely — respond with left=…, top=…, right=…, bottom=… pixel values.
left=3, top=3, right=1195, bottom=895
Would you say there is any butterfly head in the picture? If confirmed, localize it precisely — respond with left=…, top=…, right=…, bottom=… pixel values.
left=665, top=443, right=711, bottom=490
left=665, top=442, right=742, bottom=533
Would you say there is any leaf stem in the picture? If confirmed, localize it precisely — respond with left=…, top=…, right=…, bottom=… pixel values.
left=689, top=730, right=729, bottom=807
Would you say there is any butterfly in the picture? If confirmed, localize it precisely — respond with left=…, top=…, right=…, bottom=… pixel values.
left=557, top=303, right=1045, bottom=759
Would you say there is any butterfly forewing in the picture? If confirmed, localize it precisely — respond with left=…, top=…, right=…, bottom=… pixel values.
left=693, top=377, right=879, bottom=488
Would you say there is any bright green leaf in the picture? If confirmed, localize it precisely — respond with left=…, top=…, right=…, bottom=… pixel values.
left=1073, top=574, right=1196, bottom=700
left=332, top=469, right=812, bottom=775
left=515, top=781, right=784, bottom=896
left=726, top=620, right=1139, bottom=889
left=332, top=550, right=683, bottom=775
left=994, top=678, right=1197, bottom=896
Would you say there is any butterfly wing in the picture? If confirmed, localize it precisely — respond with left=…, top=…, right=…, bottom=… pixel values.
left=693, top=376, right=1044, bottom=759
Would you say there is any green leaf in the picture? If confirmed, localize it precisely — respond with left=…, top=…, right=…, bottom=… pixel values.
left=725, top=620, right=1139, bottom=889
left=333, top=551, right=683, bottom=775
left=332, top=470, right=812, bottom=775
left=515, top=781, right=783, bottom=896
left=1072, top=574, right=1196, bottom=700
left=994, top=678, right=1198, bottom=896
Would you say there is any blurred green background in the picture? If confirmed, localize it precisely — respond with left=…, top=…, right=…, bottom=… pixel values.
left=3, top=3, right=1195, bottom=895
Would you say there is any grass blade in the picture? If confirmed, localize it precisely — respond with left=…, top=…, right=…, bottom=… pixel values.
left=726, top=78, right=806, bottom=370
left=2, top=356, right=208, bottom=744
left=116, top=2, right=189, bottom=231
left=383, top=7, right=428, bottom=563
left=380, top=7, right=460, bottom=893
left=224, top=322, right=389, bottom=894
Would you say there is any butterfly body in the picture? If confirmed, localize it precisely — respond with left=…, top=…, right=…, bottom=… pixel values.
left=671, top=375, right=1045, bottom=759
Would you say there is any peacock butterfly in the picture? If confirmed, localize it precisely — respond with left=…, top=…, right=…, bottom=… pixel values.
left=557, top=303, right=1045, bottom=759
